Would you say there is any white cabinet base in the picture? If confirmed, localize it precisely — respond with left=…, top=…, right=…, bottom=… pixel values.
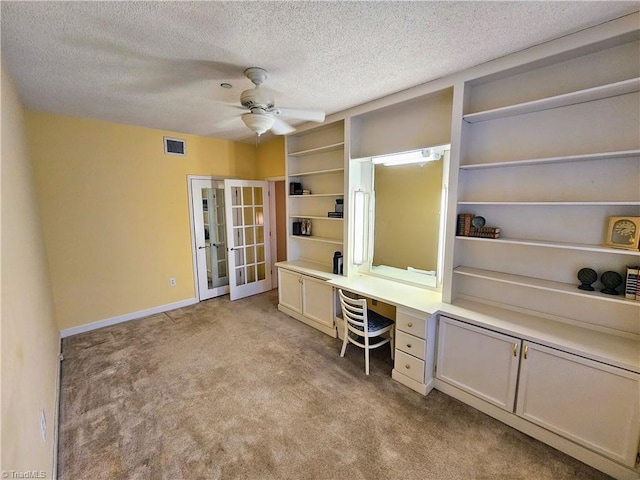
left=278, top=304, right=337, bottom=338
left=277, top=266, right=338, bottom=338
left=516, top=342, right=640, bottom=467
left=435, top=380, right=640, bottom=480
left=392, top=309, right=437, bottom=396
left=392, top=369, right=433, bottom=395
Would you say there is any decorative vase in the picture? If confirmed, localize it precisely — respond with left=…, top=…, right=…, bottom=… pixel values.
left=577, top=268, right=597, bottom=291
left=600, top=271, right=622, bottom=295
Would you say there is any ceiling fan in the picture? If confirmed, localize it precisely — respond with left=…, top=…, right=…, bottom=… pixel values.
left=235, top=67, right=326, bottom=136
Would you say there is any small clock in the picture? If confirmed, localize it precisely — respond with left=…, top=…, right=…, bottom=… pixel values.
left=603, top=216, right=640, bottom=251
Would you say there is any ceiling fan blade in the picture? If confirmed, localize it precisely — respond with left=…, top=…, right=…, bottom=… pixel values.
left=274, top=107, right=325, bottom=123
left=271, top=117, right=296, bottom=135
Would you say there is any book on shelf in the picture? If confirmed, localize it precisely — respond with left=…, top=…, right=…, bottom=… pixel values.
left=625, top=265, right=639, bottom=300
left=457, top=214, right=474, bottom=236
left=468, top=227, right=501, bottom=239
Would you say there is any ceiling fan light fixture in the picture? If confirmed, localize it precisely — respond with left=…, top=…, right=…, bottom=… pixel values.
left=241, top=113, right=275, bottom=136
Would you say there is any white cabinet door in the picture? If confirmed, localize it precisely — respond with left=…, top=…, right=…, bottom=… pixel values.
left=278, top=268, right=302, bottom=314
left=516, top=342, right=640, bottom=467
left=436, top=316, right=521, bottom=411
left=302, top=276, right=334, bottom=328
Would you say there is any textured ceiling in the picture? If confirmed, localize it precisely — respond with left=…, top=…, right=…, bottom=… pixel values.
left=2, top=1, right=638, bottom=142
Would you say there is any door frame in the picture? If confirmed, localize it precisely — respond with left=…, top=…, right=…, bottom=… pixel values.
left=189, top=175, right=281, bottom=301
left=266, top=176, right=286, bottom=289
left=187, top=174, right=232, bottom=301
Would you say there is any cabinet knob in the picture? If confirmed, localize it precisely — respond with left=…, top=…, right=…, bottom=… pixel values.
left=407, top=322, right=413, bottom=328
left=406, top=344, right=412, bottom=348
left=513, top=343, right=518, bottom=357
left=405, top=364, right=411, bottom=369
left=523, top=344, right=529, bottom=360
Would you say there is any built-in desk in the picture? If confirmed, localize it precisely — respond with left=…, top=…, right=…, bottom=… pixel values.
left=327, top=274, right=442, bottom=314
left=329, top=274, right=443, bottom=395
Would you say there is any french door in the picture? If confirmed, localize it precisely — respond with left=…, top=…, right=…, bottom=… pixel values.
left=190, top=178, right=229, bottom=300
left=224, top=179, right=272, bottom=300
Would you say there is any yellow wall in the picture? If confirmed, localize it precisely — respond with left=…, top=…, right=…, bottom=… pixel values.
left=27, top=112, right=257, bottom=331
left=1, top=62, right=60, bottom=476
left=256, top=136, right=285, bottom=179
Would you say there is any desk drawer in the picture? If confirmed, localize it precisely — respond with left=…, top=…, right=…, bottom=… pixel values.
left=396, top=310, right=427, bottom=338
left=395, top=350, right=425, bottom=383
left=396, top=331, right=426, bottom=360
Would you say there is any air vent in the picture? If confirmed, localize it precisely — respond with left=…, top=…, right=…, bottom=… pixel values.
left=164, top=137, right=186, bottom=156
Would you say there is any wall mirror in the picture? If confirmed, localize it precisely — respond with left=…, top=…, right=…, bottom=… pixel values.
left=366, top=147, right=449, bottom=288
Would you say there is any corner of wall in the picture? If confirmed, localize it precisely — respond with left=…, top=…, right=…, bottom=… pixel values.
left=1, top=60, right=60, bottom=478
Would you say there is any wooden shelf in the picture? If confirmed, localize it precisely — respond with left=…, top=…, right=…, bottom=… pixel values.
left=289, top=215, right=343, bottom=221
left=289, top=168, right=345, bottom=177
left=459, top=150, right=640, bottom=170
left=456, top=236, right=640, bottom=256
left=454, top=266, right=640, bottom=306
left=289, top=193, right=344, bottom=198
left=289, top=235, right=343, bottom=245
left=463, top=77, right=640, bottom=123
left=458, top=201, right=640, bottom=206
left=288, top=142, right=345, bottom=157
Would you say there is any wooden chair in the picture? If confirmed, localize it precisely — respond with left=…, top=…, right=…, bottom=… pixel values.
left=338, top=289, right=394, bottom=375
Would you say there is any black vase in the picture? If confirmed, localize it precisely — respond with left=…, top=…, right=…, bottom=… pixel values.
left=600, top=271, right=622, bottom=295
left=577, top=268, right=597, bottom=291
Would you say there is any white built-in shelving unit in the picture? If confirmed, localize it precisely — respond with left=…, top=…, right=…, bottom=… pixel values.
left=285, top=120, right=346, bottom=274
left=448, top=34, right=640, bottom=337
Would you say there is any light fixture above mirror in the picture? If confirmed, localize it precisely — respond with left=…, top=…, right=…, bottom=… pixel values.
left=371, top=144, right=451, bottom=167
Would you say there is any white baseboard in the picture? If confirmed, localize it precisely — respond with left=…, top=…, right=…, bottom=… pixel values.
left=60, top=298, right=198, bottom=338
left=392, top=369, right=430, bottom=395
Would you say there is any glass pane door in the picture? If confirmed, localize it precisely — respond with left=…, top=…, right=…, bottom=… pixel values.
left=203, top=186, right=228, bottom=288
left=191, top=178, right=229, bottom=300
left=224, top=179, right=271, bottom=300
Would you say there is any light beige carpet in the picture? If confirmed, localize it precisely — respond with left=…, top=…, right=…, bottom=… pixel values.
left=58, top=290, right=611, bottom=480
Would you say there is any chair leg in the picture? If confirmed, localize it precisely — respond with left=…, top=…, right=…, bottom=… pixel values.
left=340, top=330, right=348, bottom=357
left=390, top=328, right=395, bottom=361
left=365, top=346, right=370, bottom=375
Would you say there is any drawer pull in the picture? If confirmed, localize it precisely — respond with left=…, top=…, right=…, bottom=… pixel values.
left=406, top=344, right=412, bottom=348
left=407, top=322, right=413, bottom=328
left=513, top=343, right=517, bottom=357
left=405, top=364, right=411, bottom=369
left=524, top=344, right=529, bottom=360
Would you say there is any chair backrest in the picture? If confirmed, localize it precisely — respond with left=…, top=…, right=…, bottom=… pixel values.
left=338, top=289, right=368, bottom=332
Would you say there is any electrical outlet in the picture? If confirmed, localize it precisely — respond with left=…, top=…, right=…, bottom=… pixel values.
left=40, top=409, right=46, bottom=442
left=169, top=278, right=176, bottom=287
